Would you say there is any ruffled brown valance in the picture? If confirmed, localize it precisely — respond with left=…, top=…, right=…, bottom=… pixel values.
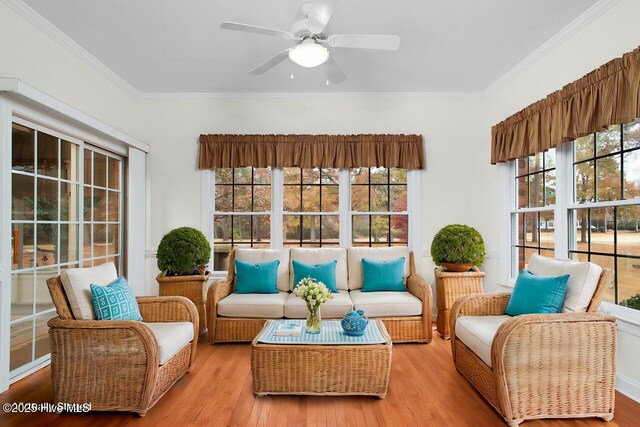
left=491, top=45, right=640, bottom=164
left=198, top=134, right=424, bottom=169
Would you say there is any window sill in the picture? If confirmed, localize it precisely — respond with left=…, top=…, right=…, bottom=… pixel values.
left=600, top=302, right=640, bottom=336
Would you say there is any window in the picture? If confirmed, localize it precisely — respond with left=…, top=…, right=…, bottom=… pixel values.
left=10, top=120, right=124, bottom=376
left=507, top=118, right=640, bottom=310
left=283, top=167, right=339, bottom=247
left=208, top=166, right=416, bottom=274
left=510, top=150, right=556, bottom=275
left=213, top=167, right=271, bottom=272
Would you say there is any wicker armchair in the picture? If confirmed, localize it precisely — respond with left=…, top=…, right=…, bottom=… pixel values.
left=46, top=276, right=199, bottom=416
left=450, top=269, right=616, bottom=427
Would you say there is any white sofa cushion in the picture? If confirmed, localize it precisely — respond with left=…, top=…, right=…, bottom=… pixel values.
left=284, top=290, right=353, bottom=319
left=527, top=254, right=603, bottom=313
left=289, top=248, right=348, bottom=290
left=60, top=262, right=118, bottom=320
left=347, top=247, right=411, bottom=290
left=455, top=315, right=512, bottom=367
left=349, top=290, right=421, bottom=317
left=234, top=248, right=290, bottom=292
left=217, top=292, right=288, bottom=318
left=144, top=322, right=194, bottom=365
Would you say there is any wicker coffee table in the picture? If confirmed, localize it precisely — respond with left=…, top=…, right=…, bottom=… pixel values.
left=251, top=319, right=392, bottom=398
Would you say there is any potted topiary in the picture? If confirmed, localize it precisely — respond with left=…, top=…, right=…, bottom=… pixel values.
left=431, top=224, right=486, bottom=338
left=156, top=227, right=211, bottom=333
left=431, top=224, right=485, bottom=272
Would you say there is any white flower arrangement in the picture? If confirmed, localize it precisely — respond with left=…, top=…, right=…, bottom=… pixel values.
left=293, top=277, right=333, bottom=312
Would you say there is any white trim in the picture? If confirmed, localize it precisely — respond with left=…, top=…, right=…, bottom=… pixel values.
left=0, top=98, right=12, bottom=393
left=140, top=91, right=483, bottom=100
left=8, top=355, right=50, bottom=385
left=407, top=170, right=421, bottom=254
left=0, top=78, right=148, bottom=153
left=617, top=375, right=640, bottom=403
left=482, top=0, right=623, bottom=96
left=0, top=0, right=140, bottom=98
left=201, top=170, right=214, bottom=269
left=271, top=168, right=284, bottom=248
left=600, top=302, right=640, bottom=336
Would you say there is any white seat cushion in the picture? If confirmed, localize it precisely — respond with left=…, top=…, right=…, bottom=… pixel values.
left=217, top=292, right=288, bottom=318
left=349, top=290, right=421, bottom=317
left=60, top=262, right=118, bottom=320
left=347, top=247, right=410, bottom=290
left=234, top=248, right=290, bottom=292
left=455, top=315, right=512, bottom=367
left=144, top=322, right=194, bottom=366
left=284, top=290, right=353, bottom=319
left=527, top=254, right=603, bottom=313
left=290, top=248, right=348, bottom=291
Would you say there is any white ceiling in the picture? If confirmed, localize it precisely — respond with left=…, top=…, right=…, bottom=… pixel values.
left=22, top=0, right=600, bottom=93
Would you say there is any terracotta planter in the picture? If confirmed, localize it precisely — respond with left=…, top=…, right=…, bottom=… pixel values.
left=441, top=262, right=475, bottom=272
left=157, top=271, right=210, bottom=333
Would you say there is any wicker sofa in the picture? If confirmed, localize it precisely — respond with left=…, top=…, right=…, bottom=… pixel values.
left=450, top=255, right=617, bottom=427
left=207, top=247, right=432, bottom=343
left=46, top=263, right=199, bottom=416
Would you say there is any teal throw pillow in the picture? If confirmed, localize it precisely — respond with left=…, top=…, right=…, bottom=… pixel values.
left=235, top=259, right=280, bottom=294
left=505, top=270, right=569, bottom=316
left=292, top=260, right=338, bottom=292
left=361, top=257, right=406, bottom=292
left=90, top=277, right=142, bottom=321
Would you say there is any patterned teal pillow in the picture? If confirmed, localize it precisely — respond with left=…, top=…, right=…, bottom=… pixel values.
left=90, top=277, right=142, bottom=321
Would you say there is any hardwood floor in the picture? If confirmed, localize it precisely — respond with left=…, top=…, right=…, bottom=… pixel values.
left=1, top=326, right=639, bottom=427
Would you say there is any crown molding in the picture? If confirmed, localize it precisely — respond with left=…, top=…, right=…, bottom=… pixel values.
left=139, top=91, right=483, bottom=100
left=0, top=0, right=141, bottom=98
left=482, top=0, right=622, bottom=96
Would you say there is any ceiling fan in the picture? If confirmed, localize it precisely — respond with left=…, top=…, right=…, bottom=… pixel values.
left=220, top=0, right=400, bottom=84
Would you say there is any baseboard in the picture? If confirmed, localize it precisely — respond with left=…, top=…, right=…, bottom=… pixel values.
left=617, top=374, right=640, bottom=403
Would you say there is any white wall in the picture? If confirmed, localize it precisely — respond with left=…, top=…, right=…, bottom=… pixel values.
left=483, top=0, right=640, bottom=401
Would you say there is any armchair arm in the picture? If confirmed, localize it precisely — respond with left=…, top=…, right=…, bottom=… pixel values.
left=450, top=293, right=511, bottom=358
left=137, top=296, right=199, bottom=324
left=206, top=276, right=234, bottom=343
left=47, top=318, right=159, bottom=409
left=491, top=313, right=616, bottom=421
left=407, top=274, right=433, bottom=342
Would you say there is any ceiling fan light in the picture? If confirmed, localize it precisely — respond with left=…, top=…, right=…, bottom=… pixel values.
left=288, top=42, right=329, bottom=68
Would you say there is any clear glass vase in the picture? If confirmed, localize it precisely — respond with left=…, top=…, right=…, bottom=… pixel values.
left=305, top=306, right=321, bottom=334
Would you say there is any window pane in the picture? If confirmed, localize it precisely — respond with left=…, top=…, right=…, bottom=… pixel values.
left=352, top=215, right=369, bottom=246
left=571, top=208, right=590, bottom=252
left=391, top=215, right=408, bottom=243
left=84, top=149, right=92, bottom=185
left=623, top=150, right=640, bottom=199
left=107, top=157, right=120, bottom=190
left=94, top=153, right=107, bottom=188
left=83, top=224, right=92, bottom=261
left=302, top=185, right=320, bottom=212
left=528, top=153, right=543, bottom=173
left=215, top=168, right=233, bottom=184
left=83, top=186, right=92, bottom=221
left=528, top=174, right=544, bottom=208
left=253, top=215, right=270, bottom=243
left=60, top=182, right=78, bottom=222
left=253, top=186, right=271, bottom=212
left=60, top=141, right=77, bottom=182
left=37, top=132, right=58, bottom=178
left=618, top=258, right=640, bottom=304
left=544, top=149, right=556, bottom=169
left=233, top=185, right=251, bottom=212
left=302, top=215, right=321, bottom=245
left=60, top=223, right=78, bottom=263
left=390, top=186, right=407, bottom=212
left=215, top=185, right=232, bottom=212
left=108, top=190, right=119, bottom=222
left=283, top=185, right=301, bottom=212
left=36, top=224, right=57, bottom=266
left=35, top=268, right=56, bottom=312
left=371, top=215, right=390, bottom=244
left=213, top=215, right=231, bottom=244
left=34, top=311, right=57, bottom=361
left=321, top=216, right=340, bottom=245
left=545, top=170, right=556, bottom=205
left=302, top=168, right=320, bottom=184
left=233, top=215, right=252, bottom=244
left=596, top=125, right=621, bottom=156
left=283, top=215, right=300, bottom=243
left=11, top=271, right=33, bottom=319
left=575, top=134, right=594, bottom=162
left=12, top=174, right=34, bottom=220
left=10, top=317, right=34, bottom=371
left=575, top=160, right=595, bottom=203
left=93, top=188, right=107, bottom=221
left=93, top=224, right=107, bottom=258
left=591, top=255, right=615, bottom=303
left=351, top=186, right=368, bottom=211
left=350, top=167, right=369, bottom=184
left=370, top=167, right=388, bottom=184
left=321, top=185, right=339, bottom=212
left=321, top=168, right=339, bottom=184
left=11, top=223, right=34, bottom=269
left=524, top=212, right=539, bottom=246
left=234, top=167, right=252, bottom=184
left=254, top=168, right=271, bottom=184
left=539, top=211, right=554, bottom=249
left=617, top=206, right=640, bottom=257
left=12, top=123, right=35, bottom=173
left=36, top=178, right=58, bottom=222
left=107, top=225, right=119, bottom=255
left=596, top=155, right=621, bottom=201
left=390, top=168, right=407, bottom=184
left=623, top=118, right=640, bottom=150
left=371, top=185, right=389, bottom=211
left=516, top=158, right=528, bottom=177
left=516, top=176, right=528, bottom=209
left=590, top=207, right=615, bottom=254
left=283, top=167, right=301, bottom=184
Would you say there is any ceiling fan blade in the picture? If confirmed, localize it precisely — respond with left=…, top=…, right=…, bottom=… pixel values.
left=221, top=21, right=297, bottom=40
left=326, top=34, right=400, bottom=50
left=250, top=49, right=291, bottom=75
left=323, top=57, right=346, bottom=84
left=306, top=0, right=338, bottom=34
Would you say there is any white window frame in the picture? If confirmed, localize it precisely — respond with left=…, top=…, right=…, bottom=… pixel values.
left=203, top=168, right=420, bottom=278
